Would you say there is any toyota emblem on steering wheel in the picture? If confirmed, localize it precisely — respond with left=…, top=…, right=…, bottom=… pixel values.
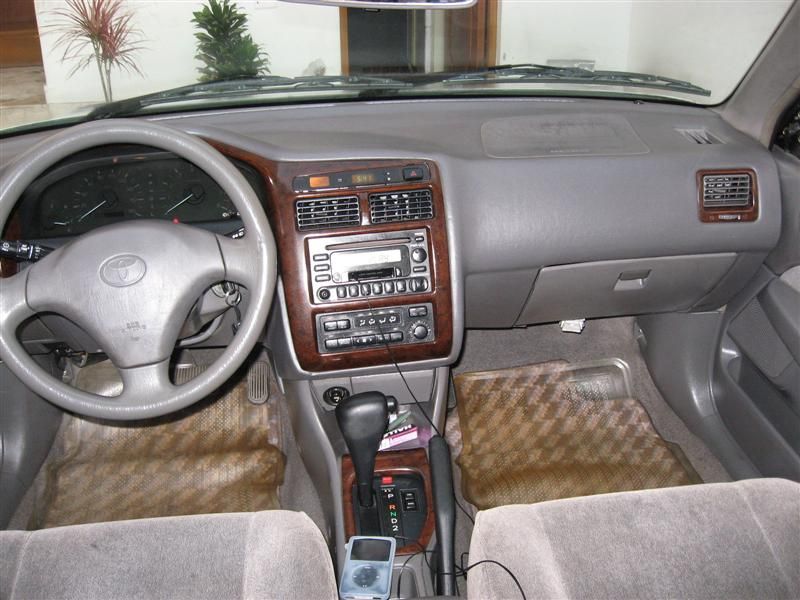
left=100, top=254, right=147, bottom=287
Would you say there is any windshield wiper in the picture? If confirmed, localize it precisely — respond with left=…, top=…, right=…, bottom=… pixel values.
left=440, top=63, right=711, bottom=97
left=86, top=75, right=414, bottom=120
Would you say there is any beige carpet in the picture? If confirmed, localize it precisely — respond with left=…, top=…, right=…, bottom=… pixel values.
left=452, top=360, right=700, bottom=510
left=30, top=369, right=284, bottom=529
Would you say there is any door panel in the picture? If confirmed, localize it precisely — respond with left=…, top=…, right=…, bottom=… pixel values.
left=715, top=147, right=800, bottom=478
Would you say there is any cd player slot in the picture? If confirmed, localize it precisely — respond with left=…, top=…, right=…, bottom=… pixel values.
left=326, top=237, right=411, bottom=251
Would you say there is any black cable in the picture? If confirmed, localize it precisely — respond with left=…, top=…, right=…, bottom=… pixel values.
left=455, top=496, right=475, bottom=525
left=362, top=296, right=442, bottom=438
left=460, top=559, right=527, bottom=600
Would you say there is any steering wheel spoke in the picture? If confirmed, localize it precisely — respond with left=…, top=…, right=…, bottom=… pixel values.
left=0, top=271, right=35, bottom=338
left=118, top=359, right=175, bottom=406
left=216, top=234, right=261, bottom=290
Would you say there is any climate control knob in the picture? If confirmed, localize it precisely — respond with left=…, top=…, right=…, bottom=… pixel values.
left=411, top=322, right=429, bottom=340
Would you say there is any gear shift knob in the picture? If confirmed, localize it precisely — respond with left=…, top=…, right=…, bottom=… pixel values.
left=336, top=391, right=394, bottom=508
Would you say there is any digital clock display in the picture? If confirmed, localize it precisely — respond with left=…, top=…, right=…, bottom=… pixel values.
left=351, top=173, right=378, bottom=185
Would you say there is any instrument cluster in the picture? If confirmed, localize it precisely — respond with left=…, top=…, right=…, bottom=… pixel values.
left=23, top=148, right=259, bottom=238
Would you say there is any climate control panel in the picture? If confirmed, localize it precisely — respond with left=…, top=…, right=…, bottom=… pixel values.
left=316, top=303, right=435, bottom=354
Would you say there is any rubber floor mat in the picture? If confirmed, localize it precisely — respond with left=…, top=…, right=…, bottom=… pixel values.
left=453, top=359, right=700, bottom=510
left=30, top=364, right=284, bottom=529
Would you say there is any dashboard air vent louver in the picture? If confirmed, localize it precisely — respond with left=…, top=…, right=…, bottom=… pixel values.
left=295, top=196, right=360, bottom=230
left=678, top=128, right=721, bottom=145
left=369, top=189, right=433, bottom=224
left=701, top=172, right=753, bottom=209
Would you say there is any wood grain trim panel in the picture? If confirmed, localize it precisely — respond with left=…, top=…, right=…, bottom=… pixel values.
left=342, top=448, right=435, bottom=555
left=208, top=141, right=452, bottom=372
left=697, top=168, right=759, bottom=223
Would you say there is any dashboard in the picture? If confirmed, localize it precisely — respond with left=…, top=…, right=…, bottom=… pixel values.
left=0, top=97, right=784, bottom=378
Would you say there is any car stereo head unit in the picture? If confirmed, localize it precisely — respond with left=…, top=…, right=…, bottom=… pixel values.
left=308, top=229, right=431, bottom=303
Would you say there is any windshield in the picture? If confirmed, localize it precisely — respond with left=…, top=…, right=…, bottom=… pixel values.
left=0, top=0, right=792, bottom=133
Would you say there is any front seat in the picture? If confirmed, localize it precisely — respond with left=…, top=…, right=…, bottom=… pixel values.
left=0, top=510, right=337, bottom=599
left=468, top=478, right=800, bottom=600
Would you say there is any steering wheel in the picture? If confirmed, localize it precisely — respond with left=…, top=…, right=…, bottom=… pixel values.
left=0, top=120, right=276, bottom=420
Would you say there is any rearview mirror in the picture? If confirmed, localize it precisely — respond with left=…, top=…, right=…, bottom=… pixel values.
left=278, top=0, right=476, bottom=9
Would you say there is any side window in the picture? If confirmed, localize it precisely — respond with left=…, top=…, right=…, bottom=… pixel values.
left=775, top=99, right=800, bottom=158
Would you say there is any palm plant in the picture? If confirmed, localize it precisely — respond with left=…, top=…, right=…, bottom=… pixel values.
left=192, top=0, right=269, bottom=82
left=49, top=0, right=144, bottom=103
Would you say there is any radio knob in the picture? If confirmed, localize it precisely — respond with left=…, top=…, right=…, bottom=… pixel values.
left=318, top=288, right=331, bottom=301
left=411, top=248, right=427, bottom=263
left=411, top=323, right=429, bottom=340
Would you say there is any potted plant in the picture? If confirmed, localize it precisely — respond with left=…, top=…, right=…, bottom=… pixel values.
left=192, top=0, right=269, bottom=82
left=49, top=0, right=145, bottom=103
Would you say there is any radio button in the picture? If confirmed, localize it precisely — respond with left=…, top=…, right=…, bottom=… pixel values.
left=323, top=321, right=338, bottom=332
left=411, top=248, right=427, bottom=263
left=315, top=274, right=331, bottom=282
left=413, top=266, right=427, bottom=273
left=410, top=278, right=428, bottom=292
left=396, top=280, right=407, bottom=293
left=336, top=286, right=347, bottom=299
left=402, top=166, right=424, bottom=181
left=313, top=253, right=329, bottom=261
left=348, top=284, right=360, bottom=297
left=314, top=264, right=330, bottom=272
left=384, top=281, right=395, bottom=293
left=372, top=282, right=383, bottom=295
left=360, top=284, right=371, bottom=296
left=414, top=235, right=425, bottom=243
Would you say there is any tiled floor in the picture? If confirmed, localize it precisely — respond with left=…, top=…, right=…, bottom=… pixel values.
left=0, top=66, right=85, bottom=131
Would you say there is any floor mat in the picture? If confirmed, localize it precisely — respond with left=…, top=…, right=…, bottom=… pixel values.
left=30, top=362, right=284, bottom=529
left=452, top=359, right=700, bottom=510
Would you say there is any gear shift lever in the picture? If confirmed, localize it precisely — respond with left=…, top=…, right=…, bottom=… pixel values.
left=336, top=391, right=397, bottom=508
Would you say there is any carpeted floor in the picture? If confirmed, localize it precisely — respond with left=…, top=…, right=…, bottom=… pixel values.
left=27, top=360, right=285, bottom=530
left=451, top=359, right=700, bottom=509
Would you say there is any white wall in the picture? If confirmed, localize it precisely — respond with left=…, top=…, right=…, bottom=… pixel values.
left=498, top=0, right=635, bottom=70
left=497, top=0, right=791, bottom=103
left=35, top=0, right=342, bottom=104
left=627, top=0, right=791, bottom=104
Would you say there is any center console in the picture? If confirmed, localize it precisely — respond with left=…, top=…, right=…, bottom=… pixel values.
left=211, top=144, right=453, bottom=595
left=221, top=153, right=453, bottom=373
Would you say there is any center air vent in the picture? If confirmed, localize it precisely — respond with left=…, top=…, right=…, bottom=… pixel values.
left=296, top=196, right=360, bottom=230
left=698, top=169, right=758, bottom=223
left=369, top=189, right=433, bottom=224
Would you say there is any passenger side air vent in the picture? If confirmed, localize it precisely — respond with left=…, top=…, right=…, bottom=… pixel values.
left=678, top=128, right=722, bottom=145
left=369, top=189, right=433, bottom=224
left=295, top=196, right=360, bottom=230
left=698, top=169, right=758, bottom=223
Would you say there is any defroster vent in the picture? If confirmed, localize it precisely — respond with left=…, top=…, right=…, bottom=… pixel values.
left=296, top=196, right=360, bottom=230
left=369, top=189, right=433, bottom=224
